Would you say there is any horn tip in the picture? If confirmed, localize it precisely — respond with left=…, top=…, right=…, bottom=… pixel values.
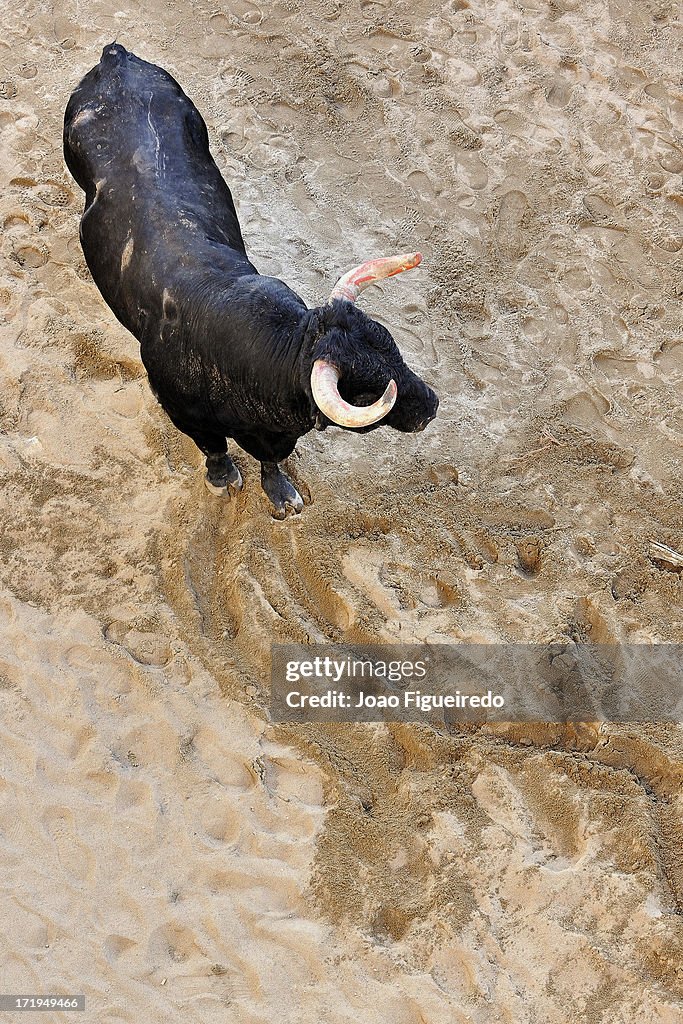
left=401, top=252, right=422, bottom=272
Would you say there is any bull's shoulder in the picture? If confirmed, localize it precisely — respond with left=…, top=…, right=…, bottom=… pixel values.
left=234, top=274, right=308, bottom=312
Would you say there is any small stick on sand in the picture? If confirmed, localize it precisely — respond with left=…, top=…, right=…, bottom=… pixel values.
left=649, top=541, right=683, bottom=571
left=505, top=431, right=567, bottom=463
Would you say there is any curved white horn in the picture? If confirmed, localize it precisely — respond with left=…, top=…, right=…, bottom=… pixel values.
left=329, top=251, right=422, bottom=303
left=311, top=360, right=397, bottom=428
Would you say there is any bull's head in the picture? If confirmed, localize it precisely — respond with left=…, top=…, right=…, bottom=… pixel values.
left=310, top=252, right=439, bottom=433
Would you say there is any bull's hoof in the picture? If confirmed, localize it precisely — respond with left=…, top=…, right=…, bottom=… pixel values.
left=204, top=458, right=243, bottom=496
left=261, top=463, right=304, bottom=519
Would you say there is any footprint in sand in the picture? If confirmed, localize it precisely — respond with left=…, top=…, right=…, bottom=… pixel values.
left=147, top=922, right=200, bottom=965
left=381, top=562, right=462, bottom=611
left=407, top=169, right=441, bottom=201
left=456, top=150, right=489, bottom=190
left=6, top=905, right=50, bottom=949
left=52, top=15, right=79, bottom=50
left=115, top=778, right=155, bottom=813
left=360, top=0, right=389, bottom=17
left=516, top=536, right=544, bottom=576
left=546, top=76, right=574, bottom=108
left=103, top=935, right=139, bottom=967
left=3, top=211, right=30, bottom=229
left=369, top=71, right=402, bottom=99
left=229, top=0, right=264, bottom=25
left=657, top=147, right=683, bottom=174
left=191, top=727, right=257, bottom=792
left=453, top=527, right=499, bottom=566
left=9, top=175, right=74, bottom=213
left=42, top=806, right=95, bottom=884
left=209, top=12, right=232, bottom=32
left=582, top=193, right=619, bottom=226
left=13, top=243, right=50, bottom=269
left=195, top=793, right=241, bottom=845
left=36, top=181, right=74, bottom=207
left=104, top=623, right=173, bottom=667
left=210, top=0, right=263, bottom=29
left=493, top=190, right=531, bottom=259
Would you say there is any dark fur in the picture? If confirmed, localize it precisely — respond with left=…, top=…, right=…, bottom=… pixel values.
left=63, top=44, right=438, bottom=489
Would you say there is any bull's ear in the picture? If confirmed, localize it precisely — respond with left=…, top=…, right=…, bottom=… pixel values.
left=302, top=308, right=332, bottom=358
left=310, top=326, right=348, bottom=367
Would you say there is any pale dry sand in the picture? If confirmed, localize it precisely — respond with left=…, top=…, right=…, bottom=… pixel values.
left=1, top=0, right=682, bottom=1021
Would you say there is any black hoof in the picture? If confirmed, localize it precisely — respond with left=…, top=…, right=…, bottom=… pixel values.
left=205, top=454, right=243, bottom=496
left=261, top=463, right=304, bottom=519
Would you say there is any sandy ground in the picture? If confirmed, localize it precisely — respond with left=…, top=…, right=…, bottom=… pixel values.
left=1, top=0, right=683, bottom=1021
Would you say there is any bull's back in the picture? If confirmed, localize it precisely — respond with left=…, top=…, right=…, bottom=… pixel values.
left=64, top=44, right=250, bottom=332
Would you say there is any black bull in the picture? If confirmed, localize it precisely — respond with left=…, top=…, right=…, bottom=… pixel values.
left=63, top=44, right=438, bottom=516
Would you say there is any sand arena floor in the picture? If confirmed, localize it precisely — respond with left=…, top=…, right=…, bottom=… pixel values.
left=0, top=1, right=682, bottom=1021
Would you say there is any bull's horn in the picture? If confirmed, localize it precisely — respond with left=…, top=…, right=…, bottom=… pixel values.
left=311, top=360, right=397, bottom=428
left=328, top=251, right=422, bottom=303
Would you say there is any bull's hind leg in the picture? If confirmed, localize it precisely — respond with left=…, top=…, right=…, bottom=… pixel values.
left=183, top=431, right=243, bottom=496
